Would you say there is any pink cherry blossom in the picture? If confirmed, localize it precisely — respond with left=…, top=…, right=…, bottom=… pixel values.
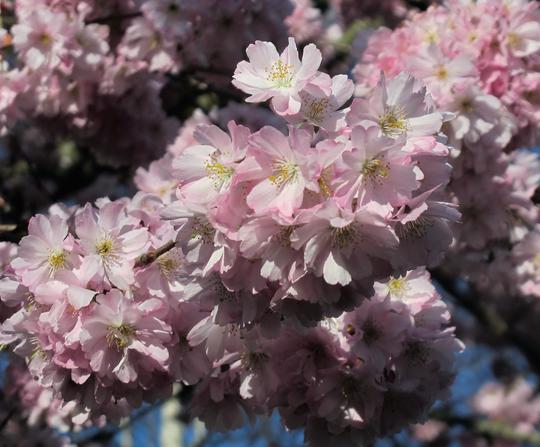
left=233, top=37, right=322, bottom=115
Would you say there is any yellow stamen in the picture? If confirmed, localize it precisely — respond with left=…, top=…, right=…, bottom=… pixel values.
left=435, top=64, right=448, bottom=81
left=304, top=97, right=329, bottom=125
left=157, top=251, right=182, bottom=278
left=362, top=158, right=389, bottom=182
left=47, top=249, right=66, bottom=274
left=39, top=33, right=52, bottom=47
left=276, top=225, right=297, bottom=247
left=331, top=225, right=358, bottom=249
left=269, top=160, right=299, bottom=186
left=96, top=238, right=114, bottom=257
left=106, top=323, right=136, bottom=350
left=205, top=158, right=234, bottom=189
left=240, top=352, right=268, bottom=371
left=266, top=59, right=294, bottom=88
left=191, top=217, right=215, bottom=244
left=397, top=216, right=433, bottom=240
left=387, top=277, right=408, bottom=297
left=379, top=106, right=408, bottom=137
left=507, top=32, right=521, bottom=48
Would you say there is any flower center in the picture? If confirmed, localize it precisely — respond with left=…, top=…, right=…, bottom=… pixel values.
left=106, top=323, right=136, bottom=350
left=304, top=97, right=329, bottom=125
left=362, top=158, right=389, bottom=182
left=397, top=216, right=433, bottom=240
left=39, top=32, right=52, bottom=47
left=331, top=224, right=358, bottom=249
left=47, top=249, right=66, bottom=274
left=269, top=160, right=299, bottom=186
left=191, top=217, right=215, bottom=244
left=362, top=319, right=380, bottom=345
left=379, top=106, right=407, bottom=137
left=241, top=352, right=268, bottom=371
left=388, top=277, right=408, bottom=297
left=276, top=225, right=297, bottom=247
left=459, top=98, right=474, bottom=113
left=212, top=279, right=236, bottom=302
left=96, top=238, right=115, bottom=258
left=404, top=341, right=429, bottom=365
left=435, top=64, right=448, bottom=81
left=157, top=250, right=182, bottom=278
left=425, top=29, right=438, bottom=44
left=266, top=59, right=294, bottom=88
left=205, top=158, right=235, bottom=190
left=507, top=32, right=521, bottom=48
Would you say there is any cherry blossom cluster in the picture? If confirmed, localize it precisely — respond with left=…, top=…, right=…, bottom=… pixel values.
left=356, top=0, right=540, bottom=300
left=0, top=201, right=190, bottom=424
left=188, top=269, right=462, bottom=446
left=142, top=39, right=461, bottom=440
left=413, top=377, right=540, bottom=446
left=472, top=378, right=540, bottom=437
left=0, top=0, right=426, bottom=170
left=0, top=0, right=296, bottom=166
left=0, top=342, right=73, bottom=445
left=0, top=38, right=464, bottom=443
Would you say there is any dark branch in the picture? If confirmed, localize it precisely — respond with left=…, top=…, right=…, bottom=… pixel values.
left=86, top=12, right=142, bottom=25
left=135, top=240, right=176, bottom=268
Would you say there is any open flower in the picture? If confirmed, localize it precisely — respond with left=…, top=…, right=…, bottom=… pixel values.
left=11, top=214, right=77, bottom=291
left=347, top=73, right=445, bottom=140
left=233, top=37, right=322, bottom=115
left=75, top=201, right=149, bottom=290
left=80, top=289, right=171, bottom=383
left=173, top=121, right=250, bottom=206
left=291, top=200, right=399, bottom=286
left=335, top=125, right=422, bottom=207
left=237, top=126, right=313, bottom=218
left=292, top=73, right=354, bottom=131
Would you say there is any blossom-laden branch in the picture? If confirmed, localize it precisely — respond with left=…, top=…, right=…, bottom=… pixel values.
left=85, top=12, right=142, bottom=25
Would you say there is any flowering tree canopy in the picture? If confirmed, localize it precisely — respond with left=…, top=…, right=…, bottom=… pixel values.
left=1, top=1, right=540, bottom=447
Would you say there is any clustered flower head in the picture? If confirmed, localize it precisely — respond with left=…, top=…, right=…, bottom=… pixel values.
left=0, top=0, right=298, bottom=167
left=357, top=0, right=540, bottom=301
left=0, top=37, right=464, bottom=444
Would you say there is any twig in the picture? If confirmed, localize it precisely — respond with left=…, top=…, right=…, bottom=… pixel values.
left=0, top=224, right=16, bottom=233
left=0, top=407, right=16, bottom=432
left=86, top=12, right=142, bottom=25
left=135, top=240, right=176, bottom=268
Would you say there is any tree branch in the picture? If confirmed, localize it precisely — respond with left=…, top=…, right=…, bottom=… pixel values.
left=135, top=240, right=176, bottom=268
left=86, top=12, right=142, bottom=25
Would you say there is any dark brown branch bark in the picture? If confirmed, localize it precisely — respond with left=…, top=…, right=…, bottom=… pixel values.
left=86, top=12, right=142, bottom=25
left=135, top=240, right=176, bottom=268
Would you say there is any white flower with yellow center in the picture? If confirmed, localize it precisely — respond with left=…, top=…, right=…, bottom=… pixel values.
left=233, top=37, right=323, bottom=116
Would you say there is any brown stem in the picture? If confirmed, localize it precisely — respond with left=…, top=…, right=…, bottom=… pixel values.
left=86, top=11, right=142, bottom=25
left=0, top=224, right=16, bottom=233
left=135, top=240, right=176, bottom=268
